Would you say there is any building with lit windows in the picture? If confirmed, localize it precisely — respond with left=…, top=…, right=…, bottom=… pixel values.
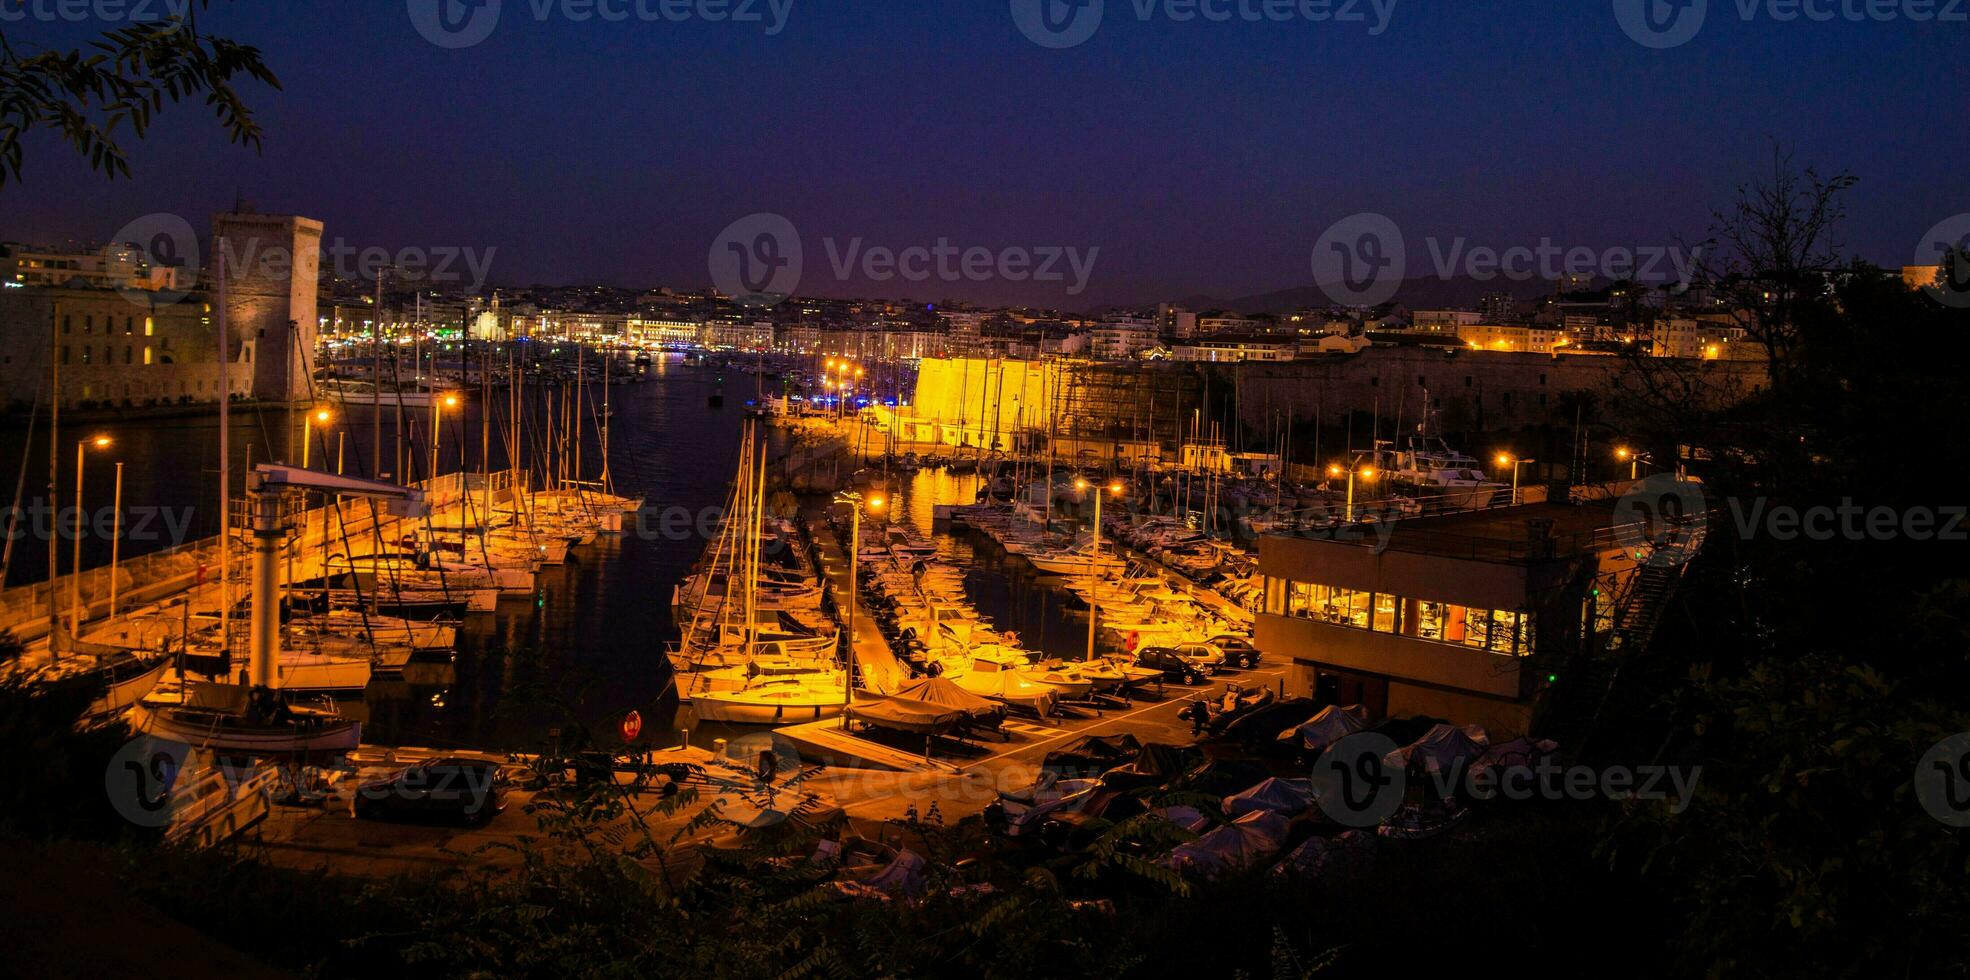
left=1256, top=498, right=1649, bottom=737
left=1454, top=323, right=1565, bottom=353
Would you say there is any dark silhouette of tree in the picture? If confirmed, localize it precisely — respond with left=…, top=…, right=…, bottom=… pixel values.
left=0, top=0, right=278, bottom=187
left=1692, top=144, right=1857, bottom=379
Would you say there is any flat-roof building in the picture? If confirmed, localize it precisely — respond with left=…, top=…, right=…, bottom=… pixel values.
left=1256, top=496, right=1674, bottom=737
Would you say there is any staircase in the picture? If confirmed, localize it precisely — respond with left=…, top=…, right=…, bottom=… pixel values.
left=1608, top=562, right=1680, bottom=654
left=1538, top=535, right=1700, bottom=755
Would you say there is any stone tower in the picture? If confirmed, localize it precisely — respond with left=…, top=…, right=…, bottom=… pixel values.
left=212, top=212, right=323, bottom=402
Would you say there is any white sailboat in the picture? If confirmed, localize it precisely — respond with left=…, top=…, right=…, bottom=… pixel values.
left=678, top=422, right=848, bottom=724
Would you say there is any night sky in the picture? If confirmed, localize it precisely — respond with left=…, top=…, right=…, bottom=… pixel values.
left=7, top=1, right=1966, bottom=308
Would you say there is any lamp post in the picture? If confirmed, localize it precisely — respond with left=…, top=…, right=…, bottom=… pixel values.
left=1615, top=446, right=1651, bottom=481
left=1329, top=463, right=1376, bottom=522
left=1075, top=477, right=1125, bottom=662
left=108, top=461, right=123, bottom=622
left=71, top=435, right=110, bottom=634
left=831, top=487, right=886, bottom=709
left=1495, top=453, right=1534, bottom=506
left=431, top=393, right=460, bottom=480
left=303, top=407, right=332, bottom=470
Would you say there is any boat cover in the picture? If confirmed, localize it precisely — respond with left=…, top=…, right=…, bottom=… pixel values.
left=1277, top=704, right=1367, bottom=753
left=1042, top=733, right=1143, bottom=776
left=1383, top=723, right=1490, bottom=775
left=1160, top=810, right=1291, bottom=879
left=1224, top=777, right=1316, bottom=818
left=846, top=696, right=964, bottom=735
left=893, top=676, right=1005, bottom=719
left=1472, top=736, right=1560, bottom=780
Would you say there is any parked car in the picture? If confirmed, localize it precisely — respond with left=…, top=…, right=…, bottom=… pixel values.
left=1170, top=642, right=1228, bottom=674
left=1134, top=647, right=1210, bottom=685
left=353, top=757, right=506, bottom=825
left=1208, top=634, right=1262, bottom=669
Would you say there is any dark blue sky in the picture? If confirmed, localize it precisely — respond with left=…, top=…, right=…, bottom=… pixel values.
left=7, top=1, right=1966, bottom=308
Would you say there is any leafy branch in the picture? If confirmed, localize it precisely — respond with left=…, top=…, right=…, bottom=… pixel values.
left=0, top=0, right=279, bottom=187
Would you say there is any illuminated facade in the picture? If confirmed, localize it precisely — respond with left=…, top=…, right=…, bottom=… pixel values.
left=1256, top=500, right=1645, bottom=737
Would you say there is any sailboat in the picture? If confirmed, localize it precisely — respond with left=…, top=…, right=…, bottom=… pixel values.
left=678, top=422, right=849, bottom=724
left=130, top=251, right=376, bottom=754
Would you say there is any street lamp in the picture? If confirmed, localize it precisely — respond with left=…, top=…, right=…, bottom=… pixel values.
left=431, top=393, right=460, bottom=479
left=303, top=407, right=332, bottom=470
left=1496, top=453, right=1534, bottom=506
left=70, top=435, right=111, bottom=634
left=1615, top=446, right=1651, bottom=481
left=834, top=489, right=885, bottom=718
left=1074, top=477, right=1126, bottom=662
left=1328, top=463, right=1375, bottom=522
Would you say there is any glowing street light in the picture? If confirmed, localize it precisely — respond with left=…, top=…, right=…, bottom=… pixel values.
left=303, top=407, right=333, bottom=470
left=834, top=489, right=886, bottom=721
left=1616, top=446, right=1650, bottom=480
left=1496, top=453, right=1534, bottom=506
left=1331, top=463, right=1375, bottom=522
left=70, top=436, right=112, bottom=634
left=1075, top=477, right=1127, bottom=661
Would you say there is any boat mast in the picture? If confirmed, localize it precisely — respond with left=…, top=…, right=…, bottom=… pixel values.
left=373, top=270, right=383, bottom=478
left=45, top=300, right=60, bottom=657
left=218, top=241, right=232, bottom=659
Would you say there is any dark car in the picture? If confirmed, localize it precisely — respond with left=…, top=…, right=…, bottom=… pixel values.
left=353, top=757, right=505, bottom=825
left=1134, top=647, right=1209, bottom=686
left=1209, top=634, right=1263, bottom=669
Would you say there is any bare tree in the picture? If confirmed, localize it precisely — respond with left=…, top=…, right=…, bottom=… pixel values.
left=0, top=0, right=278, bottom=188
left=1697, top=144, right=1857, bottom=378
